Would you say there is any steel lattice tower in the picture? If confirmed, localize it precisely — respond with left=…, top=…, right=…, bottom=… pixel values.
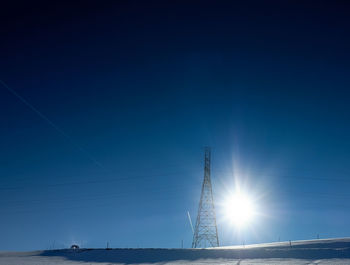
left=192, top=147, right=219, bottom=248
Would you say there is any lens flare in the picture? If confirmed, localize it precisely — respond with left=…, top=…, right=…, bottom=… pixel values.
left=223, top=192, right=255, bottom=227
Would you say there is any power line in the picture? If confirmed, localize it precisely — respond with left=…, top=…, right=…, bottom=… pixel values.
left=0, top=170, right=188, bottom=191
left=0, top=191, right=187, bottom=214
left=2, top=185, right=185, bottom=206
left=0, top=183, right=193, bottom=214
left=3, top=168, right=350, bottom=192
left=3, top=182, right=350, bottom=209
left=0, top=79, right=104, bottom=169
left=216, top=173, right=350, bottom=183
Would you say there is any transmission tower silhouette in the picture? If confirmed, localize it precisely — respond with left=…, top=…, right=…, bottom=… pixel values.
left=192, top=147, right=219, bottom=248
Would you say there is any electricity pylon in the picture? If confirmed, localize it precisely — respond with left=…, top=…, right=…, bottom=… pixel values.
left=192, top=147, right=219, bottom=248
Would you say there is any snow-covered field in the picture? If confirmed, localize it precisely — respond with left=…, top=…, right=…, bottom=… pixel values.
left=1, top=238, right=350, bottom=264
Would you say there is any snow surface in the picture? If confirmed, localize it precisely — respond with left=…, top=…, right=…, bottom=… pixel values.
left=1, top=238, right=350, bottom=264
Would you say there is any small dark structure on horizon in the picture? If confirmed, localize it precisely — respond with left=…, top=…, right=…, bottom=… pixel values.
left=71, top=244, right=79, bottom=249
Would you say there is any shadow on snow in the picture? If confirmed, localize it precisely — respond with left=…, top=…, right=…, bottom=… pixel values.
left=39, top=239, right=350, bottom=264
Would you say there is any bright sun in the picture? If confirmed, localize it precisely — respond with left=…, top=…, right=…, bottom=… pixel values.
left=224, top=192, right=255, bottom=227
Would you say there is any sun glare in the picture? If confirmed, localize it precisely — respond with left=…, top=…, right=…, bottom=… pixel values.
left=224, top=192, right=255, bottom=227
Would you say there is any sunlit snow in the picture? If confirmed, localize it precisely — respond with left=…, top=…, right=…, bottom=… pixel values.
left=1, top=238, right=350, bottom=264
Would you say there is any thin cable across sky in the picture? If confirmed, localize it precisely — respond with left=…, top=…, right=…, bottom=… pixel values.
left=0, top=79, right=105, bottom=170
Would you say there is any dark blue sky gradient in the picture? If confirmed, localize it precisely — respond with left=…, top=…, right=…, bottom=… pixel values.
left=1, top=1, right=350, bottom=250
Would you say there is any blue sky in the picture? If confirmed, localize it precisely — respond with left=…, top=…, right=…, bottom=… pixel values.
left=1, top=1, right=350, bottom=250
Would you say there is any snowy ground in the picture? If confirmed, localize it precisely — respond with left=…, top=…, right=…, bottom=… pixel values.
left=1, top=238, right=350, bottom=264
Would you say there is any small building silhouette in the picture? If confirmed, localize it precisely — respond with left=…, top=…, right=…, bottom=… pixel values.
left=70, top=244, right=79, bottom=249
